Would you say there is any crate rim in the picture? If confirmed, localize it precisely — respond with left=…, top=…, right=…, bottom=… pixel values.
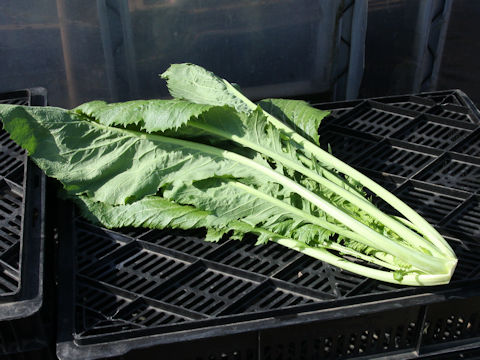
left=57, top=280, right=480, bottom=359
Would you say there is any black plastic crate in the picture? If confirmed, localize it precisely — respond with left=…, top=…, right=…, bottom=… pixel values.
left=0, top=89, right=54, bottom=358
left=319, top=89, right=480, bottom=124
left=55, top=90, right=480, bottom=360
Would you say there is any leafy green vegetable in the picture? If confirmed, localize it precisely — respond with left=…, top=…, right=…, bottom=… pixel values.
left=161, top=63, right=458, bottom=275
left=0, top=63, right=457, bottom=286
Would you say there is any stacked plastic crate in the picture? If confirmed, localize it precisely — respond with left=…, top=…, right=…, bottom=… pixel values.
left=51, top=90, right=480, bottom=360
left=0, top=89, right=52, bottom=359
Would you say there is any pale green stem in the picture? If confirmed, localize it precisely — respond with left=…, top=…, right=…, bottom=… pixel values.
left=227, top=84, right=455, bottom=260
left=276, top=238, right=453, bottom=286
left=324, top=242, right=401, bottom=271
left=230, top=216, right=402, bottom=271
left=232, top=182, right=377, bottom=247
left=220, top=157, right=449, bottom=274
left=298, top=153, right=371, bottom=202
left=189, top=120, right=443, bottom=258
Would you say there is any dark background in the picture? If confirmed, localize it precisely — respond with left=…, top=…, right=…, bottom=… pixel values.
left=0, top=0, right=479, bottom=107
left=361, top=0, right=480, bottom=104
left=437, top=0, right=480, bottom=104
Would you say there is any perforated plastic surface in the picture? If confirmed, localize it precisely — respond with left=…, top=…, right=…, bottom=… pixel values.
left=0, top=179, right=23, bottom=295
left=0, top=90, right=34, bottom=300
left=55, top=90, right=480, bottom=360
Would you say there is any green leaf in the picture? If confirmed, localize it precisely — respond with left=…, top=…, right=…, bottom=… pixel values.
left=75, top=192, right=282, bottom=245
left=75, top=99, right=214, bottom=133
left=76, top=178, right=337, bottom=251
left=164, top=177, right=348, bottom=249
left=0, top=105, right=265, bottom=205
left=161, top=63, right=253, bottom=113
left=258, top=98, right=329, bottom=145
left=205, top=227, right=225, bottom=242
left=166, top=178, right=290, bottom=227
left=161, top=64, right=329, bottom=146
left=76, top=194, right=212, bottom=230
left=294, top=223, right=333, bottom=245
left=74, top=98, right=332, bottom=207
